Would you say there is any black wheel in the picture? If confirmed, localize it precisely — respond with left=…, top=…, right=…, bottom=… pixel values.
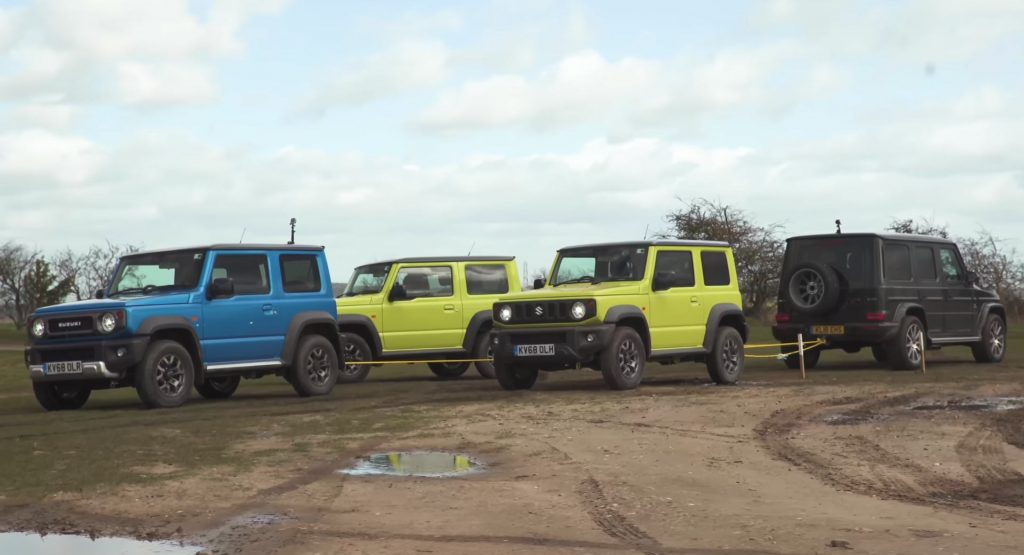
left=972, top=314, right=1007, bottom=363
left=32, top=382, right=91, bottom=411
left=782, top=346, right=820, bottom=370
left=291, top=334, right=339, bottom=397
left=136, top=340, right=195, bottom=409
left=886, top=316, right=925, bottom=371
left=494, top=361, right=539, bottom=390
left=783, top=262, right=841, bottom=316
left=871, top=345, right=888, bottom=364
left=428, top=361, right=470, bottom=379
left=473, top=332, right=496, bottom=379
left=339, top=333, right=372, bottom=383
left=708, top=326, right=745, bottom=384
left=600, top=327, right=646, bottom=390
left=195, top=376, right=240, bottom=399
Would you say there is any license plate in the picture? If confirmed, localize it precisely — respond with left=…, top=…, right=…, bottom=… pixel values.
left=514, top=344, right=555, bottom=357
left=45, top=360, right=83, bottom=375
left=812, top=325, right=846, bottom=336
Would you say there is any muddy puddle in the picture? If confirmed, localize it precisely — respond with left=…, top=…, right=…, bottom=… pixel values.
left=824, top=413, right=884, bottom=426
left=0, top=532, right=200, bottom=554
left=910, top=397, right=1024, bottom=413
left=340, top=451, right=482, bottom=478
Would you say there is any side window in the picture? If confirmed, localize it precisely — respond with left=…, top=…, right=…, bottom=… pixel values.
left=939, top=248, right=964, bottom=282
left=700, top=251, right=731, bottom=286
left=653, top=251, right=695, bottom=288
left=212, top=254, right=270, bottom=295
left=396, top=266, right=453, bottom=298
left=281, top=254, right=322, bottom=293
left=913, top=247, right=937, bottom=281
left=883, top=244, right=912, bottom=281
left=465, top=264, right=509, bottom=295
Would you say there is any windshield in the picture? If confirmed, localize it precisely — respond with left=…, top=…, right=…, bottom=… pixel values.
left=343, top=263, right=392, bottom=296
left=784, top=238, right=874, bottom=287
left=109, top=250, right=206, bottom=296
left=552, top=245, right=649, bottom=286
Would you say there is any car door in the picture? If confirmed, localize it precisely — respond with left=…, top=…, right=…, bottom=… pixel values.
left=937, top=246, right=976, bottom=337
left=647, top=249, right=705, bottom=352
left=882, top=241, right=919, bottom=327
left=380, top=264, right=464, bottom=352
left=912, top=244, right=946, bottom=336
left=201, top=252, right=283, bottom=365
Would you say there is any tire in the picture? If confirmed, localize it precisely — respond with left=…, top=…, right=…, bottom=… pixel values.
left=428, top=361, right=470, bottom=379
left=494, top=361, right=539, bottom=390
left=290, top=334, right=339, bottom=397
left=871, top=345, right=888, bottom=364
left=135, top=340, right=195, bottom=409
left=782, top=346, right=820, bottom=370
left=473, top=332, right=496, bottom=379
left=339, top=333, right=372, bottom=383
left=783, top=262, right=841, bottom=316
left=886, top=316, right=925, bottom=371
left=972, top=313, right=1007, bottom=363
left=600, top=327, right=646, bottom=390
left=708, top=326, right=745, bottom=384
left=195, top=376, right=240, bottom=399
left=32, top=382, right=91, bottom=411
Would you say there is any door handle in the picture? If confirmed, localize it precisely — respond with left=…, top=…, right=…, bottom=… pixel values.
left=443, top=304, right=456, bottom=311
left=262, top=304, right=275, bottom=314
left=690, top=296, right=699, bottom=303
left=262, top=304, right=273, bottom=310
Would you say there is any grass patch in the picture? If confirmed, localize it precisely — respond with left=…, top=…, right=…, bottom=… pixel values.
left=0, top=323, right=25, bottom=346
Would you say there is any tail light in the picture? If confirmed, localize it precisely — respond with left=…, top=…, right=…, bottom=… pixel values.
left=865, top=312, right=886, bottom=322
left=775, top=312, right=791, bottom=323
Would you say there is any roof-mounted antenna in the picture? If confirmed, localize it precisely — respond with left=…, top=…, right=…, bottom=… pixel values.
left=642, top=224, right=650, bottom=240
left=835, top=219, right=842, bottom=234
left=288, top=218, right=297, bottom=245
left=467, top=241, right=475, bottom=256
left=239, top=227, right=247, bottom=243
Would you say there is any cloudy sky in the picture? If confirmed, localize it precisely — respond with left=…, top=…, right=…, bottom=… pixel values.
left=0, top=0, right=1022, bottom=282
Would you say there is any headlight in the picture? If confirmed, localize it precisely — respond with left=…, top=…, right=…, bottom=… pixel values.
left=571, top=301, right=587, bottom=320
left=31, top=319, right=46, bottom=338
left=498, top=305, right=513, bottom=322
left=98, top=312, right=117, bottom=334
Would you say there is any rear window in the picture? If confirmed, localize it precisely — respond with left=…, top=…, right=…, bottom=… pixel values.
left=281, top=254, right=322, bottom=293
left=913, top=247, right=938, bottom=281
left=466, top=265, right=509, bottom=295
left=883, top=244, right=912, bottom=281
left=700, top=251, right=730, bottom=286
left=783, top=238, right=874, bottom=287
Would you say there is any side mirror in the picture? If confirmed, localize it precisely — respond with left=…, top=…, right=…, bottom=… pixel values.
left=207, top=277, right=235, bottom=300
left=388, top=283, right=408, bottom=302
left=94, top=289, right=105, bottom=299
left=533, top=278, right=546, bottom=290
left=652, top=272, right=673, bottom=292
left=966, top=271, right=979, bottom=285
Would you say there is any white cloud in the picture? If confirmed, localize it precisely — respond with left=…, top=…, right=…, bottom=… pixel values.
left=0, top=129, right=105, bottom=185
left=116, top=62, right=217, bottom=107
left=8, top=101, right=77, bottom=129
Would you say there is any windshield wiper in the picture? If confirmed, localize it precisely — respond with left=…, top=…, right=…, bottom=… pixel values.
left=554, top=276, right=595, bottom=286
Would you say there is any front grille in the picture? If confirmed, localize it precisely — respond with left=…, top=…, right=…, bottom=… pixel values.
left=511, top=300, right=573, bottom=323
left=47, top=315, right=94, bottom=335
left=39, top=348, right=95, bottom=363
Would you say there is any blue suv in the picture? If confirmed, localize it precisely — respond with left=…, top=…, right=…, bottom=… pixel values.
left=24, top=244, right=343, bottom=410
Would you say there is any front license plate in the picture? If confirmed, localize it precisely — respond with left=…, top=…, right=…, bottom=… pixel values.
left=45, top=360, right=83, bottom=375
left=812, top=325, right=846, bottom=336
left=514, top=344, right=555, bottom=357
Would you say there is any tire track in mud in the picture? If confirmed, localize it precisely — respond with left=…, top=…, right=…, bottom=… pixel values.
left=577, top=477, right=662, bottom=555
left=756, top=393, right=1024, bottom=521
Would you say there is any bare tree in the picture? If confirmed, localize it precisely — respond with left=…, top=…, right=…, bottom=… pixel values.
left=0, top=242, right=73, bottom=328
left=54, top=241, right=141, bottom=301
left=659, top=198, right=784, bottom=317
left=886, top=218, right=950, bottom=238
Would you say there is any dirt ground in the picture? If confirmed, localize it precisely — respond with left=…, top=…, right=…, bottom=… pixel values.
left=1, top=342, right=1023, bottom=555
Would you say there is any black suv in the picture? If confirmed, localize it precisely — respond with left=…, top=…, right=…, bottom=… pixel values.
left=772, top=233, right=1007, bottom=370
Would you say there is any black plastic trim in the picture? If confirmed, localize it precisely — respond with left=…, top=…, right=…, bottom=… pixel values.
left=462, top=311, right=493, bottom=351
left=702, top=304, right=747, bottom=352
left=282, top=311, right=342, bottom=365
left=337, top=314, right=383, bottom=356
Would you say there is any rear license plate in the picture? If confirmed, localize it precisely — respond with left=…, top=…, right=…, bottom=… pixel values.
left=812, top=325, right=846, bottom=336
left=45, top=361, right=83, bottom=375
left=514, top=344, right=555, bottom=357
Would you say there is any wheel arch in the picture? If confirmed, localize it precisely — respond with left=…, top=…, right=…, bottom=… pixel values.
left=702, top=304, right=747, bottom=352
left=337, top=314, right=382, bottom=357
left=138, top=316, right=203, bottom=380
left=462, top=310, right=493, bottom=351
left=283, top=311, right=342, bottom=365
left=604, top=306, right=651, bottom=356
left=976, top=302, right=1006, bottom=333
left=893, top=303, right=929, bottom=330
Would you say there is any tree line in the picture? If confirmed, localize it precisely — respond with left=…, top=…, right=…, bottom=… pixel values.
left=661, top=199, right=1024, bottom=320
left=0, top=242, right=139, bottom=329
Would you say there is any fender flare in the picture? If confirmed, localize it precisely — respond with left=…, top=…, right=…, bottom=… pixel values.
left=892, top=303, right=929, bottom=328
left=603, top=305, right=651, bottom=355
left=462, top=310, right=493, bottom=351
left=337, top=314, right=383, bottom=356
left=137, top=316, right=204, bottom=378
left=282, top=311, right=342, bottom=363
left=975, top=302, right=1006, bottom=335
left=702, top=304, right=746, bottom=352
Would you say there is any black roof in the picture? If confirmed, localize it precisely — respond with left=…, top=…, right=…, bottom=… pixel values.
left=133, top=244, right=324, bottom=256
left=356, top=256, right=515, bottom=267
left=787, top=233, right=955, bottom=244
left=559, top=240, right=730, bottom=251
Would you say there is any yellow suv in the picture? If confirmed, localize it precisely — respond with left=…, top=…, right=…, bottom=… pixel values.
left=491, top=241, right=747, bottom=390
left=337, top=256, right=520, bottom=381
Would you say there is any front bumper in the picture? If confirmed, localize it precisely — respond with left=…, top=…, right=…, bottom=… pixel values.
left=493, top=324, right=615, bottom=370
left=772, top=322, right=900, bottom=346
left=25, top=336, right=150, bottom=382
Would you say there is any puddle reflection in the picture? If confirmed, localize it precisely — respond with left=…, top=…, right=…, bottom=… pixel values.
left=0, top=532, right=200, bottom=555
left=340, top=451, right=482, bottom=478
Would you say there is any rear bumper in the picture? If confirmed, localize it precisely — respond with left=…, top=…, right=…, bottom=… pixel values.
left=25, top=336, right=150, bottom=382
left=772, top=323, right=900, bottom=345
left=493, top=325, right=615, bottom=370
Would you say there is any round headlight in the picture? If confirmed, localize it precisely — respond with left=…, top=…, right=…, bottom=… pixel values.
left=98, top=312, right=117, bottom=334
left=498, top=305, right=513, bottom=322
left=571, top=301, right=587, bottom=320
left=31, top=319, right=46, bottom=338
